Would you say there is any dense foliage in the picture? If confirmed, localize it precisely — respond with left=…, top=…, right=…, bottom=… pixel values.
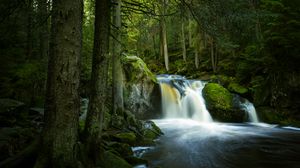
left=0, top=0, right=299, bottom=137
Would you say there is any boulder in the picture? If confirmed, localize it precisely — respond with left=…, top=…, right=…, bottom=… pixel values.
left=112, top=132, right=137, bottom=145
left=228, top=82, right=248, bottom=95
left=102, top=151, right=132, bottom=168
left=107, top=142, right=133, bottom=157
left=122, top=55, right=161, bottom=119
left=0, top=99, right=28, bottom=127
left=203, top=83, right=243, bottom=122
left=257, top=106, right=300, bottom=127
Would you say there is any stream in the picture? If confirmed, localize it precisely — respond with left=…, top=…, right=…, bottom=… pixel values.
left=136, top=119, right=300, bottom=168
left=133, top=75, right=300, bottom=168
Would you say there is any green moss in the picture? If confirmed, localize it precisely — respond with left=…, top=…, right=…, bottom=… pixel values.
left=102, top=151, right=132, bottom=168
left=210, top=75, right=235, bottom=87
left=143, top=129, right=157, bottom=140
left=113, top=132, right=136, bottom=145
left=203, top=83, right=233, bottom=111
left=202, top=83, right=244, bottom=122
left=103, top=111, right=112, bottom=129
left=122, top=55, right=157, bottom=83
left=228, top=82, right=248, bottom=95
left=107, top=142, right=133, bottom=157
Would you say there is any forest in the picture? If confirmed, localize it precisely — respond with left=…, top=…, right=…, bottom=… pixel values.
left=0, top=0, right=300, bottom=167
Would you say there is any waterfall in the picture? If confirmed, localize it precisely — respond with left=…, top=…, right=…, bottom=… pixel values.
left=241, top=99, right=259, bottom=123
left=157, top=75, right=212, bottom=122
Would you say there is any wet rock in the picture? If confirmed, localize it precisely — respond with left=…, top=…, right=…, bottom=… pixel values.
left=203, top=83, right=244, bottom=122
left=107, top=142, right=133, bottom=157
left=125, top=156, right=148, bottom=167
left=113, top=132, right=137, bottom=145
left=203, top=83, right=233, bottom=111
left=102, top=151, right=132, bottom=168
left=122, top=55, right=162, bottom=119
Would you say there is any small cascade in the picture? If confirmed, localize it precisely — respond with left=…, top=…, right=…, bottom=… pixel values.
left=157, top=75, right=212, bottom=122
left=240, top=99, right=259, bottom=123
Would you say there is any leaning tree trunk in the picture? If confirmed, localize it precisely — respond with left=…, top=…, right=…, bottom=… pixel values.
left=35, top=0, right=83, bottom=167
left=112, top=0, right=124, bottom=114
left=84, top=0, right=110, bottom=166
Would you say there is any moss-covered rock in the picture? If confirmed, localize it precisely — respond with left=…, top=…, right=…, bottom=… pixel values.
left=257, top=107, right=300, bottom=127
left=102, top=151, right=132, bottom=168
left=113, top=132, right=137, bottom=145
left=122, top=55, right=157, bottom=83
left=203, top=83, right=233, bottom=111
left=122, top=55, right=162, bottom=119
left=135, top=120, right=163, bottom=145
left=228, top=82, right=248, bottom=95
left=107, top=142, right=133, bottom=157
left=203, top=83, right=243, bottom=122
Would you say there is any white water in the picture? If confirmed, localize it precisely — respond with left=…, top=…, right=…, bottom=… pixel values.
left=139, top=119, right=300, bottom=168
left=158, top=75, right=260, bottom=123
left=158, top=75, right=212, bottom=122
left=241, top=99, right=259, bottom=123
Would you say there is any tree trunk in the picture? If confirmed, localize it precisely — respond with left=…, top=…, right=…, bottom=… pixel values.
left=181, top=22, right=187, bottom=62
left=38, top=0, right=49, bottom=59
left=153, top=35, right=157, bottom=59
left=161, top=0, right=169, bottom=71
left=26, top=0, right=33, bottom=59
left=36, top=0, right=83, bottom=167
left=210, top=38, right=217, bottom=73
left=159, top=25, right=163, bottom=60
left=84, top=0, right=110, bottom=166
left=188, top=14, right=192, bottom=48
left=195, top=48, right=199, bottom=69
left=112, top=0, right=124, bottom=114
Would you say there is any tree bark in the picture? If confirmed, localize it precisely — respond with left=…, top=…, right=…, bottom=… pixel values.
left=37, top=0, right=49, bottom=59
left=26, top=0, right=33, bottom=59
left=195, top=48, right=199, bottom=69
left=36, top=0, right=83, bottom=167
left=181, top=22, right=187, bottom=62
left=84, top=0, right=110, bottom=166
left=161, top=0, right=169, bottom=71
left=210, top=38, right=217, bottom=73
left=112, top=0, right=124, bottom=114
left=188, top=14, right=192, bottom=48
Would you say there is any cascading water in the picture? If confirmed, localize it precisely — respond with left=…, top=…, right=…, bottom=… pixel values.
left=240, top=99, right=259, bottom=123
left=157, top=75, right=212, bottom=122
left=135, top=75, right=300, bottom=168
